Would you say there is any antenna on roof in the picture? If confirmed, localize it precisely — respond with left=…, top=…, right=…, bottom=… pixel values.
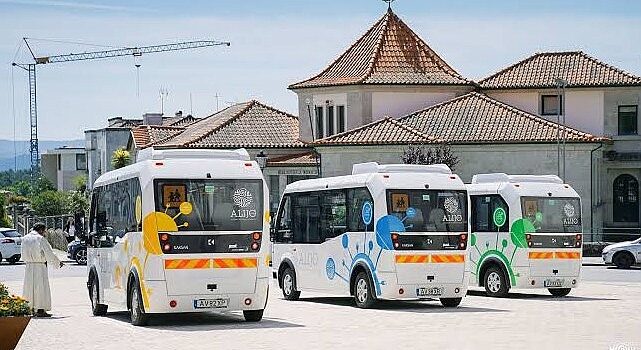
left=382, top=0, right=395, bottom=10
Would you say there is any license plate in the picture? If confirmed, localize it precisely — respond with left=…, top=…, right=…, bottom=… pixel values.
left=417, top=287, right=443, bottom=297
left=544, top=279, right=563, bottom=287
left=194, top=298, right=229, bottom=309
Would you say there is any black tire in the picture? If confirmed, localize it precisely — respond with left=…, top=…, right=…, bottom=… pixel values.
left=243, top=309, right=264, bottom=322
left=440, top=297, right=462, bottom=307
left=281, top=267, right=300, bottom=301
left=483, top=265, right=509, bottom=297
left=129, top=279, right=149, bottom=326
left=90, top=275, right=108, bottom=316
left=75, top=248, right=87, bottom=265
left=613, top=251, right=635, bottom=269
left=353, top=271, right=376, bottom=309
left=548, top=288, right=572, bottom=297
left=7, top=256, right=19, bottom=264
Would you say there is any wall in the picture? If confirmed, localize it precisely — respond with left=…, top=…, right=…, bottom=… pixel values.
left=488, top=89, right=605, bottom=136
left=316, top=142, right=598, bottom=232
left=371, top=92, right=456, bottom=120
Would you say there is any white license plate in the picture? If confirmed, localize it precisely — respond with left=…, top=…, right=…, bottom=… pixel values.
left=417, top=287, right=443, bottom=297
left=544, top=279, right=563, bottom=287
left=194, top=298, right=229, bottom=309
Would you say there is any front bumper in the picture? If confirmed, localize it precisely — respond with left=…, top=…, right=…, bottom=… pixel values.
left=602, top=251, right=613, bottom=264
left=142, top=278, right=269, bottom=314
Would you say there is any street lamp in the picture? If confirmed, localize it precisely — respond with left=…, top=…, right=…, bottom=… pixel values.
left=255, top=150, right=268, bottom=170
left=555, top=78, right=568, bottom=181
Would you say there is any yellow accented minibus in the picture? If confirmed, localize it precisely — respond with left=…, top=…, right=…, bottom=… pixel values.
left=467, top=173, right=582, bottom=297
left=86, top=148, right=270, bottom=325
left=272, top=162, right=470, bottom=308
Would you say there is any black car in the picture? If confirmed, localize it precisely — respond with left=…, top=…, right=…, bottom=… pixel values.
left=67, top=237, right=87, bottom=265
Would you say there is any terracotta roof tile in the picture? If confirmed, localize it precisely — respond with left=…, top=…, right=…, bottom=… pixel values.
left=130, top=125, right=184, bottom=149
left=479, top=51, right=641, bottom=89
left=289, top=9, right=471, bottom=89
left=161, top=115, right=199, bottom=127
left=157, top=101, right=306, bottom=149
left=314, top=117, right=442, bottom=146
left=400, top=92, right=606, bottom=143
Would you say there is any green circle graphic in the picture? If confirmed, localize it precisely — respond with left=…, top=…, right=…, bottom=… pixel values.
left=493, top=207, right=507, bottom=227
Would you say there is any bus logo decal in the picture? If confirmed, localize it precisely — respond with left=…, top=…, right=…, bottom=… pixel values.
left=233, top=188, right=253, bottom=208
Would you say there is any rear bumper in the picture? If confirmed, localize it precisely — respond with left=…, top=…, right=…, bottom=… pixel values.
left=142, top=277, right=269, bottom=314
left=1, top=246, right=21, bottom=259
left=520, top=275, right=580, bottom=289
left=377, top=271, right=469, bottom=300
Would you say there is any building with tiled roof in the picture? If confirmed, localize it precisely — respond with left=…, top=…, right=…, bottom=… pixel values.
left=289, top=8, right=474, bottom=143
left=316, top=92, right=604, bottom=146
left=480, top=51, right=641, bottom=90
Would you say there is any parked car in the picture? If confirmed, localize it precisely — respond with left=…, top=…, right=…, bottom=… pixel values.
left=0, top=228, right=22, bottom=264
left=67, top=236, right=87, bottom=265
left=602, top=237, right=641, bottom=269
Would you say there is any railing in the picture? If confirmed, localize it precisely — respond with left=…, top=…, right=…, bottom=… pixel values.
left=585, top=227, right=641, bottom=243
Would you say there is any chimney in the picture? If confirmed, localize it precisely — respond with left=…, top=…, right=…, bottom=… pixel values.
left=143, top=113, right=163, bottom=126
left=107, top=116, right=123, bottom=126
left=175, top=110, right=183, bottom=117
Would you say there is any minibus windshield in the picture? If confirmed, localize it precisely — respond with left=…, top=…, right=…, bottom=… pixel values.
left=521, top=197, right=581, bottom=233
left=154, top=179, right=263, bottom=231
left=386, top=190, right=467, bottom=232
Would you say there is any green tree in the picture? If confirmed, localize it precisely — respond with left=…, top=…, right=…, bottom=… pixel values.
left=0, top=194, right=12, bottom=228
left=65, top=190, right=89, bottom=215
left=31, top=190, right=68, bottom=216
left=401, top=144, right=459, bottom=171
left=112, top=148, right=131, bottom=169
left=72, top=174, right=88, bottom=192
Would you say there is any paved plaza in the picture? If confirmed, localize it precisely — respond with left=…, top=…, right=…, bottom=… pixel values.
left=2, top=260, right=640, bottom=350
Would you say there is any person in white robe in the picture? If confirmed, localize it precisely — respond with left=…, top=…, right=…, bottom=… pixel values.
left=21, top=222, right=64, bottom=317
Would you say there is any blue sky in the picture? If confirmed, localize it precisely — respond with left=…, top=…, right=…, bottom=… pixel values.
left=1, top=0, right=641, bottom=140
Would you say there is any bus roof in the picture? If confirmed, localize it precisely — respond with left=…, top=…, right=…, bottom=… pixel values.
left=285, top=163, right=464, bottom=194
left=93, top=148, right=261, bottom=188
left=471, top=173, right=563, bottom=185
left=352, top=162, right=451, bottom=175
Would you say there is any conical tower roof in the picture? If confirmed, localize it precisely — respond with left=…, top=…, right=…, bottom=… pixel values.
left=289, top=9, right=471, bottom=89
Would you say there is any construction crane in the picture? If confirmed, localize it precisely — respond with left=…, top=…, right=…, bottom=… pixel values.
left=12, top=38, right=231, bottom=179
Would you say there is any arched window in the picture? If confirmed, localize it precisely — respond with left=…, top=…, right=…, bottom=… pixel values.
left=613, top=174, right=639, bottom=223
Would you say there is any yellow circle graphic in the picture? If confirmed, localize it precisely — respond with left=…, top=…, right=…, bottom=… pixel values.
left=179, top=202, right=193, bottom=215
left=135, top=195, right=142, bottom=224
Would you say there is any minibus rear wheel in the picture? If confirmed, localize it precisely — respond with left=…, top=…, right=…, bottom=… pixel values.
left=440, top=297, right=462, bottom=307
left=281, top=267, right=301, bottom=300
left=548, top=288, right=571, bottom=297
left=243, top=309, right=264, bottom=322
left=89, top=275, right=108, bottom=316
left=483, top=265, right=509, bottom=297
left=353, top=271, right=376, bottom=309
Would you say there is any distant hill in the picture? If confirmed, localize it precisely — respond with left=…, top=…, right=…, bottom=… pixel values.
left=0, top=139, right=84, bottom=171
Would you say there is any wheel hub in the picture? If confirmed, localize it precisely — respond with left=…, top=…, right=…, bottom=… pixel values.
left=283, top=274, right=293, bottom=295
left=487, top=271, right=501, bottom=293
left=356, top=278, right=368, bottom=303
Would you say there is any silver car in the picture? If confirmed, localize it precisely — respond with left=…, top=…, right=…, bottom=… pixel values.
left=602, top=237, right=641, bottom=269
left=0, top=228, right=22, bottom=264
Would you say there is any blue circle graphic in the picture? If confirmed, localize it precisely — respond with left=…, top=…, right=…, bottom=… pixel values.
left=362, top=201, right=373, bottom=225
left=375, top=215, right=405, bottom=250
left=406, top=207, right=417, bottom=218
left=326, top=258, right=336, bottom=280
left=341, top=234, right=349, bottom=248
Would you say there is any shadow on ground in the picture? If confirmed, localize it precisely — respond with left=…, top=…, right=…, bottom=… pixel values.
left=296, top=297, right=507, bottom=314
left=466, top=290, right=618, bottom=301
left=104, top=311, right=304, bottom=331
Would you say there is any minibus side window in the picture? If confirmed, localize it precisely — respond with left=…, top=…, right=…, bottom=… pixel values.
left=471, top=195, right=509, bottom=232
left=320, top=190, right=347, bottom=241
left=275, top=195, right=293, bottom=243
left=347, top=187, right=374, bottom=232
left=292, top=192, right=321, bottom=244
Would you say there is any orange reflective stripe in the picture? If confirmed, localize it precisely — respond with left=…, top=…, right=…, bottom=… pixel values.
left=164, top=259, right=210, bottom=269
left=395, top=255, right=429, bottom=264
left=431, top=254, right=465, bottom=263
left=529, top=252, right=554, bottom=259
left=555, top=252, right=581, bottom=259
left=212, top=258, right=258, bottom=268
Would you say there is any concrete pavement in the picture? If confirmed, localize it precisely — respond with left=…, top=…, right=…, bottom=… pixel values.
left=2, top=264, right=640, bottom=350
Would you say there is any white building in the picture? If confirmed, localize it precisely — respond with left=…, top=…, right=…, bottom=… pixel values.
left=41, top=147, right=87, bottom=191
